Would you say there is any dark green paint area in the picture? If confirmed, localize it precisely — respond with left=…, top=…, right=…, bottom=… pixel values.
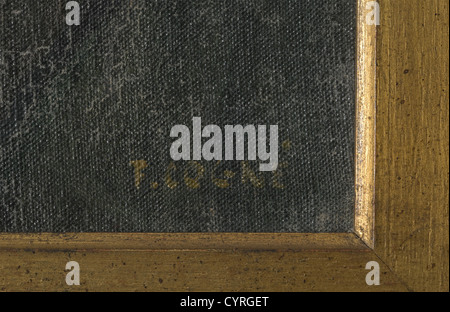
left=1, top=0, right=356, bottom=232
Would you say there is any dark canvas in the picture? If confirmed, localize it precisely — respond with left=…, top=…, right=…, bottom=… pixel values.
left=0, top=0, right=356, bottom=233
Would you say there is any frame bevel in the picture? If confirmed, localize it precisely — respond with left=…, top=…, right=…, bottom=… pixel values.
left=354, top=0, right=377, bottom=248
left=0, top=0, right=376, bottom=253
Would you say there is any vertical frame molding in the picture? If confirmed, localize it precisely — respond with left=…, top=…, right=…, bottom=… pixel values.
left=355, top=0, right=377, bottom=248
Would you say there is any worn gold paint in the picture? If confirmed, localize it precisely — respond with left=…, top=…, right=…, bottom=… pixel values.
left=241, top=162, right=264, bottom=188
left=0, top=0, right=447, bottom=292
left=354, top=0, right=377, bottom=248
left=374, top=0, right=449, bottom=291
left=282, top=140, right=291, bottom=150
left=165, top=162, right=178, bottom=190
left=184, top=161, right=205, bottom=189
left=211, top=162, right=235, bottom=189
left=272, top=161, right=288, bottom=189
left=224, top=170, right=235, bottom=179
left=130, top=160, right=148, bottom=189
left=133, top=160, right=289, bottom=189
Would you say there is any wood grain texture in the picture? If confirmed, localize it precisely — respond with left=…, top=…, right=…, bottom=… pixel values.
left=375, top=0, right=449, bottom=292
left=0, top=0, right=448, bottom=292
left=0, top=233, right=367, bottom=252
left=0, top=249, right=406, bottom=292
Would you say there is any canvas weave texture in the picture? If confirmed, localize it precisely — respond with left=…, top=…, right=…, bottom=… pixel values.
left=0, top=0, right=356, bottom=233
